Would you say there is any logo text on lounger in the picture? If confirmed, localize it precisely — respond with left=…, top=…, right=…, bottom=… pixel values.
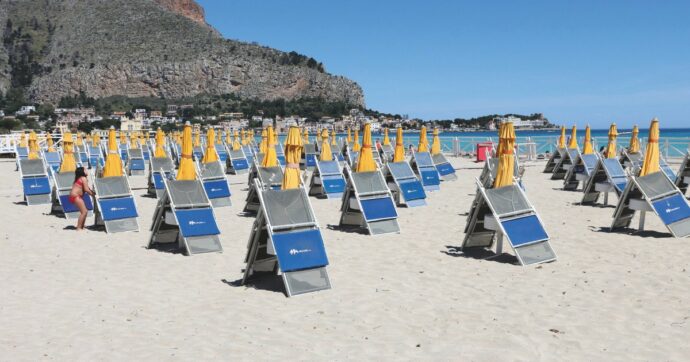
left=666, top=207, right=680, bottom=213
left=110, top=207, right=127, bottom=211
left=289, top=248, right=312, bottom=255
left=189, top=220, right=206, bottom=226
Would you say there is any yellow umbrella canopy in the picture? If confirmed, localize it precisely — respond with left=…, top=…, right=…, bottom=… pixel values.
left=120, top=131, right=127, bottom=145
left=493, top=122, right=516, bottom=188
left=353, top=129, right=361, bottom=152
left=85, top=133, right=92, bottom=145
left=582, top=125, right=594, bottom=155
left=193, top=129, right=201, bottom=148
left=383, top=128, right=391, bottom=146
left=130, top=131, right=139, bottom=149
left=46, top=132, right=55, bottom=152
left=92, top=132, right=101, bottom=147
left=262, top=126, right=278, bottom=167
left=202, top=128, right=218, bottom=163
left=567, top=126, right=578, bottom=149
left=431, top=128, right=441, bottom=155
left=59, top=131, right=77, bottom=172
left=154, top=128, right=167, bottom=158
left=28, top=131, right=39, bottom=160
left=557, top=126, right=566, bottom=149
left=19, top=132, right=27, bottom=148
left=303, top=128, right=310, bottom=144
left=605, top=123, right=618, bottom=159
left=233, top=130, right=241, bottom=151
left=259, top=128, right=268, bottom=154
left=249, top=129, right=255, bottom=144
left=282, top=126, right=303, bottom=189
left=495, top=122, right=506, bottom=156
left=417, top=126, right=429, bottom=152
left=629, top=125, right=641, bottom=153
left=176, top=123, right=196, bottom=180
left=639, top=119, right=660, bottom=177
left=75, top=133, right=84, bottom=147
left=347, top=128, right=352, bottom=144
left=331, top=129, right=337, bottom=146
left=241, top=129, right=248, bottom=146
left=356, top=123, right=377, bottom=172
left=103, top=127, right=124, bottom=177
left=393, top=127, right=405, bottom=162
left=320, top=129, right=333, bottom=161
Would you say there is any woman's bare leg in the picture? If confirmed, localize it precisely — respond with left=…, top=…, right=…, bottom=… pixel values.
left=75, top=197, right=87, bottom=230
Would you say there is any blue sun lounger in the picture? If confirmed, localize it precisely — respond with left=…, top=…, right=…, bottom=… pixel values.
left=241, top=145, right=254, bottom=165
left=242, top=182, right=331, bottom=296
left=675, top=151, right=690, bottom=195
left=77, top=145, right=89, bottom=164
left=43, top=151, right=62, bottom=173
left=148, top=156, right=175, bottom=198
left=19, top=158, right=52, bottom=205
left=383, top=161, right=427, bottom=207
left=119, top=143, right=129, bottom=162
left=226, top=149, right=250, bottom=175
left=660, top=156, right=677, bottom=183
left=410, top=151, right=441, bottom=191
left=15, top=146, right=29, bottom=171
left=88, top=145, right=104, bottom=169
left=563, top=151, right=599, bottom=191
left=51, top=171, right=93, bottom=219
left=308, top=160, right=347, bottom=199
left=612, top=171, right=690, bottom=237
left=431, top=153, right=457, bottom=181
left=339, top=167, right=400, bottom=235
left=581, top=157, right=629, bottom=206
left=149, top=178, right=223, bottom=255
left=331, top=150, right=346, bottom=165
left=244, top=165, right=284, bottom=213
left=462, top=181, right=556, bottom=266
left=93, top=175, right=139, bottom=233
left=275, top=144, right=286, bottom=166
left=621, top=150, right=644, bottom=171
left=302, top=144, right=318, bottom=170
left=127, top=148, right=146, bottom=176
left=552, top=148, right=579, bottom=180
left=213, top=144, right=228, bottom=163
left=543, top=147, right=565, bottom=173
left=197, top=160, right=232, bottom=208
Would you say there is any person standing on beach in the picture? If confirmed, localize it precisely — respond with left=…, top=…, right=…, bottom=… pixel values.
left=69, top=167, right=94, bottom=231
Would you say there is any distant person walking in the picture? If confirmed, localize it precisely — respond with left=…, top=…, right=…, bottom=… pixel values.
left=69, top=167, right=95, bottom=231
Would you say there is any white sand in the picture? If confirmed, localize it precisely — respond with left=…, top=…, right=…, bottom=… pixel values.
left=1, top=157, right=689, bottom=360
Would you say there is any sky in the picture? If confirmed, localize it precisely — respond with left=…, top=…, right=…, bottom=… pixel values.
left=198, top=0, right=690, bottom=128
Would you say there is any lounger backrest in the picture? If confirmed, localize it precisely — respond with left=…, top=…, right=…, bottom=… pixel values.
left=388, top=162, right=416, bottom=181
left=55, top=172, right=75, bottom=190
left=415, top=152, right=434, bottom=167
left=304, top=144, right=317, bottom=154
left=262, top=188, right=315, bottom=228
left=566, top=149, right=579, bottom=162
left=95, top=176, right=130, bottom=198
left=129, top=148, right=143, bottom=159
left=199, top=161, right=224, bottom=179
left=485, top=185, right=532, bottom=217
left=20, top=159, right=46, bottom=177
left=275, top=144, right=285, bottom=156
left=258, top=166, right=283, bottom=186
left=229, top=149, right=245, bottom=160
left=432, top=153, right=448, bottom=165
left=151, top=157, right=174, bottom=172
left=381, top=145, right=394, bottom=154
left=318, top=160, right=341, bottom=176
left=16, top=147, right=29, bottom=157
left=351, top=171, right=388, bottom=196
left=44, top=152, right=61, bottom=164
left=167, top=180, right=209, bottom=207
left=659, top=157, right=677, bottom=182
left=602, top=158, right=628, bottom=191
left=636, top=172, right=677, bottom=200
left=581, top=154, right=599, bottom=173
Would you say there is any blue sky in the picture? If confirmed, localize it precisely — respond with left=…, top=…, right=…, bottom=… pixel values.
left=198, top=0, right=690, bottom=128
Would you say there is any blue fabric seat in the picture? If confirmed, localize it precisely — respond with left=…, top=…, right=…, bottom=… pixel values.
left=272, top=229, right=329, bottom=272
left=203, top=179, right=232, bottom=199
left=99, top=196, right=138, bottom=221
left=175, top=208, right=221, bottom=238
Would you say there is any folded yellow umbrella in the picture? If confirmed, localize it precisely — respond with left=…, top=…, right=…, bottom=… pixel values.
left=262, top=126, right=278, bottom=167
left=320, top=129, right=332, bottom=161
left=120, top=131, right=127, bottom=145
left=496, top=122, right=506, bottom=156
left=629, top=125, right=640, bottom=153
left=303, top=128, right=310, bottom=144
left=493, top=122, right=516, bottom=188
left=224, top=129, right=231, bottom=145
left=85, top=134, right=92, bottom=145
left=249, top=129, right=255, bottom=144
left=176, top=123, right=196, bottom=180
left=567, top=126, right=578, bottom=149
left=639, top=119, right=660, bottom=177
left=28, top=131, right=39, bottom=160
left=19, top=133, right=27, bottom=148
left=103, top=127, right=124, bottom=177
left=259, top=128, right=268, bottom=154
left=282, top=126, right=303, bottom=189
left=202, top=128, right=218, bottom=163
left=356, top=123, right=377, bottom=172
left=93, top=132, right=101, bottom=147
left=46, top=132, right=55, bottom=152
left=431, top=128, right=441, bottom=155
left=393, top=127, right=405, bottom=162
left=241, top=129, right=248, bottom=146
left=130, top=131, right=139, bottom=149
left=331, top=129, right=337, bottom=146
left=582, top=125, right=594, bottom=155
left=353, top=129, right=361, bottom=152
left=418, top=126, right=429, bottom=152
left=59, top=132, right=77, bottom=172
left=557, top=126, right=566, bottom=149
left=154, top=128, right=167, bottom=158
left=76, top=133, right=84, bottom=147
left=233, top=130, right=241, bottom=151
left=605, top=123, right=618, bottom=159
left=347, top=128, right=352, bottom=144
left=383, top=128, right=391, bottom=146
left=193, top=129, right=201, bottom=148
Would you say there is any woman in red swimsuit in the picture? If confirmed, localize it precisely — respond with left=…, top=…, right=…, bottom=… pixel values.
left=69, top=167, right=95, bottom=231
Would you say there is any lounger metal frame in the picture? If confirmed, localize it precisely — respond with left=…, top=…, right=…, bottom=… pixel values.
left=93, top=175, right=140, bottom=233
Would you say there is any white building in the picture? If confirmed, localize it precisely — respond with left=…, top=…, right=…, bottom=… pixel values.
left=16, top=106, right=36, bottom=116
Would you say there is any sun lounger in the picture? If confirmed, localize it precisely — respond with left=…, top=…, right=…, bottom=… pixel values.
left=462, top=181, right=556, bottom=266
left=621, top=150, right=643, bottom=172
left=127, top=148, right=146, bottom=176
left=581, top=157, right=629, bottom=206
left=77, top=145, right=89, bottom=164
left=15, top=146, right=29, bottom=171
left=119, top=143, right=129, bottom=162
left=302, top=144, right=318, bottom=170
left=19, top=158, right=52, bottom=205
left=675, top=151, right=690, bottom=195
left=410, top=151, right=441, bottom=191
left=147, top=156, right=175, bottom=198
left=51, top=171, right=94, bottom=219
left=563, top=151, right=599, bottom=191
left=241, top=145, right=254, bottom=165
left=226, top=148, right=250, bottom=175
left=543, top=147, right=564, bottom=173
left=660, top=156, right=677, bottom=183
left=383, top=161, right=427, bottom=207
left=432, top=153, right=457, bottom=181
left=149, top=178, right=223, bottom=255
left=192, top=146, right=204, bottom=161
left=43, top=150, right=62, bottom=173
left=93, top=175, right=139, bottom=233
left=275, top=144, right=286, bottom=166
left=551, top=148, right=579, bottom=180
left=611, top=171, right=690, bottom=237
left=308, top=159, right=347, bottom=199
left=242, top=182, right=331, bottom=296
left=380, top=144, right=394, bottom=163
left=244, top=165, right=284, bottom=213
left=88, top=145, right=104, bottom=169
left=339, top=168, right=400, bottom=235
left=197, top=160, right=232, bottom=207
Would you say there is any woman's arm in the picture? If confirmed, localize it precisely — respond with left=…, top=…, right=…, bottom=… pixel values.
left=82, top=177, right=95, bottom=196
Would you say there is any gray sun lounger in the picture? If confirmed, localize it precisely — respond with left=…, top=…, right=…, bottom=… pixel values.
left=19, top=158, right=52, bottom=205
left=339, top=167, right=400, bottom=235
left=148, top=156, right=176, bottom=198
left=563, top=151, right=599, bottom=191
left=197, top=160, right=232, bottom=208
left=383, top=161, right=427, bottom=207
left=551, top=148, right=579, bottom=180
left=244, top=165, right=284, bottom=214
left=581, top=157, right=629, bottom=206
left=94, top=175, right=139, bottom=233
left=308, top=159, right=347, bottom=199
left=543, top=147, right=565, bottom=173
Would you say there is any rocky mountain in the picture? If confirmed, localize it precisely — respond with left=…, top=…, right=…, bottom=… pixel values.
left=0, top=0, right=365, bottom=107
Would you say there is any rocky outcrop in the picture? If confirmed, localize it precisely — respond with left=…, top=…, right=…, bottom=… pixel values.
left=0, top=0, right=365, bottom=107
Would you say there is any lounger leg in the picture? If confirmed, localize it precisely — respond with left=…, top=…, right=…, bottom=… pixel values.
left=604, top=191, right=609, bottom=206
left=638, top=211, right=646, bottom=231
left=495, top=233, right=503, bottom=255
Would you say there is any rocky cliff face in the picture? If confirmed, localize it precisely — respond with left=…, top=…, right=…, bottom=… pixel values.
left=0, top=0, right=365, bottom=107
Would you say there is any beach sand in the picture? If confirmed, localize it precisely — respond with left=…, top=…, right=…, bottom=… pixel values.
left=1, top=157, right=689, bottom=360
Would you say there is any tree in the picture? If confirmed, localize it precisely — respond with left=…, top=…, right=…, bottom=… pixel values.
left=0, top=118, right=20, bottom=132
